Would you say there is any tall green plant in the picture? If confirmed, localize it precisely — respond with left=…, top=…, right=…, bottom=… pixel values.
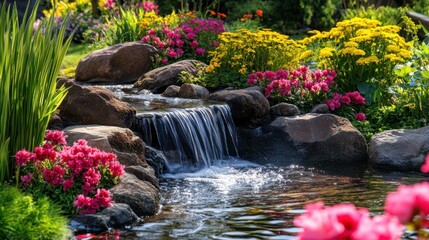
left=104, top=7, right=145, bottom=46
left=0, top=1, right=70, bottom=182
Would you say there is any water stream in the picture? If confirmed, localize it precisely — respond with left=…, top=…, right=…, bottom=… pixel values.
left=96, top=85, right=428, bottom=239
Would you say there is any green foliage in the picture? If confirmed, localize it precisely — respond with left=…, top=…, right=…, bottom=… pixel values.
left=0, top=184, right=70, bottom=240
left=103, top=7, right=146, bottom=46
left=225, top=18, right=263, bottom=32
left=267, top=0, right=341, bottom=34
left=0, top=1, right=70, bottom=182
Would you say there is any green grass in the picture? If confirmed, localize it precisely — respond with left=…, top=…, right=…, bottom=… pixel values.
left=61, top=43, right=92, bottom=77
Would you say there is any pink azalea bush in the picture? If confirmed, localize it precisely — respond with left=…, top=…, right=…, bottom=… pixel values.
left=141, top=18, right=224, bottom=65
left=294, top=153, right=429, bottom=239
left=247, top=66, right=337, bottom=111
left=325, top=91, right=367, bottom=122
left=16, top=130, right=124, bottom=215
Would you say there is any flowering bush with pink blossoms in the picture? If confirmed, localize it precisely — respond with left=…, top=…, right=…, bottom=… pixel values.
left=325, top=91, right=367, bottom=122
left=141, top=18, right=224, bottom=65
left=247, top=66, right=337, bottom=111
left=294, top=154, right=429, bottom=239
left=15, top=130, right=124, bottom=216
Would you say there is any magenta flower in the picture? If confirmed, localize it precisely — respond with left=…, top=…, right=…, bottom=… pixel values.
left=45, top=130, right=67, bottom=146
left=20, top=173, right=33, bottom=185
left=355, top=112, right=366, bottom=121
left=63, top=178, right=74, bottom=191
left=15, top=149, right=33, bottom=166
left=421, top=153, right=429, bottom=173
left=195, top=48, right=206, bottom=55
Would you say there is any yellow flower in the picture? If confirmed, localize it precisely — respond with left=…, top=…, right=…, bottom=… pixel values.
left=356, top=56, right=380, bottom=65
left=319, top=47, right=335, bottom=58
left=386, top=45, right=401, bottom=53
left=338, top=47, right=365, bottom=56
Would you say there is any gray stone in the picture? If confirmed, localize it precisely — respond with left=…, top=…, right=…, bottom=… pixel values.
left=369, top=127, right=429, bottom=171
left=99, top=203, right=139, bottom=228
left=133, top=60, right=206, bottom=93
left=75, top=42, right=158, bottom=84
left=208, top=89, right=270, bottom=126
left=125, top=165, right=159, bottom=189
left=237, top=113, right=368, bottom=167
left=111, top=173, right=160, bottom=216
left=270, top=103, right=300, bottom=116
left=178, top=83, right=209, bottom=99
left=58, top=79, right=136, bottom=128
left=311, top=103, right=330, bottom=114
left=145, top=146, right=168, bottom=178
left=161, top=85, right=180, bottom=97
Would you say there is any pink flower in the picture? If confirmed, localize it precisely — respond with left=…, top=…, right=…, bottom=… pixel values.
left=147, top=29, right=157, bottom=36
left=352, top=214, right=403, bottom=240
left=195, top=47, right=206, bottom=55
left=355, top=112, right=366, bottom=121
left=45, top=130, right=67, bottom=146
left=141, top=35, right=150, bottom=42
left=142, top=1, right=158, bottom=13
left=421, top=153, right=429, bottom=173
left=104, top=0, right=115, bottom=9
left=95, top=189, right=112, bottom=208
left=168, top=49, right=177, bottom=58
left=109, top=162, right=125, bottom=177
left=74, top=194, right=91, bottom=209
left=264, top=71, right=276, bottom=80
left=15, top=149, right=33, bottom=166
left=175, top=39, right=184, bottom=47
left=42, top=165, right=66, bottom=186
left=341, top=96, right=351, bottom=105
left=186, top=32, right=196, bottom=39
left=190, top=40, right=199, bottom=48
left=83, top=168, right=101, bottom=186
left=161, top=58, right=168, bottom=64
left=20, top=173, right=33, bottom=185
left=63, top=178, right=74, bottom=191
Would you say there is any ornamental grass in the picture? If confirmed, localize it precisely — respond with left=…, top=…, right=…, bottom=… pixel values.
left=0, top=1, right=70, bottom=182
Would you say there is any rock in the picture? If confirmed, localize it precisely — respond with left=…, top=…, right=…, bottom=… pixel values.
left=58, top=79, right=136, bottom=128
left=63, top=125, right=148, bottom=167
left=48, top=113, right=63, bottom=130
left=99, top=203, right=139, bottom=228
left=145, top=146, right=168, bottom=178
left=369, top=127, right=429, bottom=171
left=125, top=165, right=159, bottom=189
left=70, top=214, right=109, bottom=232
left=133, top=60, right=206, bottom=93
left=75, top=42, right=158, bottom=84
left=237, top=113, right=367, bottom=167
left=70, top=203, right=138, bottom=231
left=178, top=83, right=209, bottom=99
left=208, top=89, right=270, bottom=126
left=111, top=173, right=160, bottom=216
left=270, top=103, right=300, bottom=116
left=161, top=85, right=180, bottom=97
left=245, top=86, right=264, bottom=93
left=311, top=103, right=330, bottom=113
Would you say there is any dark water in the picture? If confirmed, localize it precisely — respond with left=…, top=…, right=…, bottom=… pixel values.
left=111, top=160, right=427, bottom=240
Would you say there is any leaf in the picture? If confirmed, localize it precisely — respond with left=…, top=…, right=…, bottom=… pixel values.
left=358, top=82, right=379, bottom=105
left=394, top=65, right=415, bottom=78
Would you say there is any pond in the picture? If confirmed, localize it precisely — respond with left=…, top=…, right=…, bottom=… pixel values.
left=113, top=161, right=426, bottom=240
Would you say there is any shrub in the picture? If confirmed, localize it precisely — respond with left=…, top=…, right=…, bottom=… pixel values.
left=0, top=1, right=70, bottom=182
left=302, top=17, right=412, bottom=105
left=206, top=29, right=308, bottom=88
left=247, top=66, right=337, bottom=111
left=142, top=17, right=224, bottom=65
left=0, top=184, right=70, bottom=240
left=16, top=131, right=124, bottom=216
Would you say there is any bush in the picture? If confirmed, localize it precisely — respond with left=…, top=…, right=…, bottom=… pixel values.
left=205, top=29, right=308, bottom=88
left=0, top=1, right=70, bottom=182
left=302, top=17, right=412, bottom=105
left=0, top=184, right=70, bottom=240
left=16, top=131, right=125, bottom=216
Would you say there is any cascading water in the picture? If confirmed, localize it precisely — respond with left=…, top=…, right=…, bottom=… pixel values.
left=133, top=105, right=239, bottom=171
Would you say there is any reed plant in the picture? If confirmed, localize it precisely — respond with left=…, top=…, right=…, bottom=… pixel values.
left=0, top=1, right=70, bottom=182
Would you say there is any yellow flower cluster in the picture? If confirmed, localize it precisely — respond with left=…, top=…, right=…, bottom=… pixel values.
left=302, top=17, right=413, bottom=92
left=44, top=0, right=104, bottom=17
left=138, top=12, right=181, bottom=31
left=206, top=29, right=306, bottom=77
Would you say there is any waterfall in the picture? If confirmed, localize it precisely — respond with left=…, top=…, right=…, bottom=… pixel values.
left=133, top=105, right=239, bottom=171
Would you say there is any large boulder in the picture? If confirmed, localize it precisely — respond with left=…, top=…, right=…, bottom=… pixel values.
left=369, top=127, right=429, bottom=171
left=270, top=103, right=300, bottom=117
left=63, top=125, right=160, bottom=217
left=178, top=83, right=209, bottom=99
left=110, top=173, right=160, bottom=216
left=58, top=79, right=136, bottom=128
left=237, top=113, right=368, bottom=167
left=133, top=60, right=206, bottom=93
left=161, top=85, right=180, bottom=98
left=208, top=89, right=270, bottom=126
left=75, top=42, right=158, bottom=84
